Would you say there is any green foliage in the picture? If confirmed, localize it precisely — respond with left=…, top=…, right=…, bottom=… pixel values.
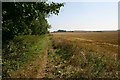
left=30, top=15, right=49, bottom=35
left=2, top=2, right=64, bottom=43
left=2, top=1, right=64, bottom=78
left=2, top=35, right=47, bottom=77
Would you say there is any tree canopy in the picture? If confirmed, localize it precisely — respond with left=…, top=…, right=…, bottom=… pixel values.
left=2, top=2, right=64, bottom=43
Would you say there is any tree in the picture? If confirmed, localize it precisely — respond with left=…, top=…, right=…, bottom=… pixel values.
left=57, top=30, right=66, bottom=32
left=2, top=1, right=64, bottom=77
left=2, top=2, right=64, bottom=43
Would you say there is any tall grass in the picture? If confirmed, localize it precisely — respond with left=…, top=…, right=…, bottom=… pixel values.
left=2, top=35, right=47, bottom=78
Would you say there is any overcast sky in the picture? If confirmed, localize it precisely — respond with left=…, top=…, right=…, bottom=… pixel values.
left=48, top=2, right=118, bottom=32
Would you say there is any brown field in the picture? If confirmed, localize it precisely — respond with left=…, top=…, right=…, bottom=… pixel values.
left=52, top=31, right=118, bottom=44
left=52, top=31, right=118, bottom=59
left=46, top=31, right=119, bottom=78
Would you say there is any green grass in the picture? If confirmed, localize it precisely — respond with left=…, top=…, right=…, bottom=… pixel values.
left=2, top=35, right=48, bottom=78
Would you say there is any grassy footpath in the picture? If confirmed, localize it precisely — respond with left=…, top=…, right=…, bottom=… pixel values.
left=3, top=35, right=49, bottom=78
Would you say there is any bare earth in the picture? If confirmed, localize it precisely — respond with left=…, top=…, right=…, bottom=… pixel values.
left=36, top=49, right=48, bottom=78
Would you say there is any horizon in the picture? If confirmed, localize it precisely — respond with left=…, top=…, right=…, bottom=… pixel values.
left=51, top=29, right=118, bottom=32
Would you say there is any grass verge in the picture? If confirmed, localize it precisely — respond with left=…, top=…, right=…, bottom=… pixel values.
left=2, top=35, right=48, bottom=78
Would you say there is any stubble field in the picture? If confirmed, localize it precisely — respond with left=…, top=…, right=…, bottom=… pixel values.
left=47, top=31, right=119, bottom=78
left=52, top=31, right=118, bottom=57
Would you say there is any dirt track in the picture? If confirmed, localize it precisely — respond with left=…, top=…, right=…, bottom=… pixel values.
left=36, top=49, right=48, bottom=78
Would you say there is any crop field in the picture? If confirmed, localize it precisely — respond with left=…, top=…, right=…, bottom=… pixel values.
left=52, top=31, right=118, bottom=44
left=52, top=31, right=118, bottom=58
left=46, top=31, right=119, bottom=78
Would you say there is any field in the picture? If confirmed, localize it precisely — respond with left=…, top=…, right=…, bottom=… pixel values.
left=3, top=31, right=120, bottom=78
left=52, top=31, right=118, bottom=58
left=46, top=31, right=119, bottom=78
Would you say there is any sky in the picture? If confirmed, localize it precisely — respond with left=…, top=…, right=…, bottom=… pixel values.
left=47, top=2, right=118, bottom=32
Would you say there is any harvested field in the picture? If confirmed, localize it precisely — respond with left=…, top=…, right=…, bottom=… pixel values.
left=52, top=31, right=118, bottom=59
left=46, top=31, right=119, bottom=78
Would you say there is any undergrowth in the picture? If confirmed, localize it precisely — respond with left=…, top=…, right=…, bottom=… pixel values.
left=2, top=35, right=47, bottom=78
